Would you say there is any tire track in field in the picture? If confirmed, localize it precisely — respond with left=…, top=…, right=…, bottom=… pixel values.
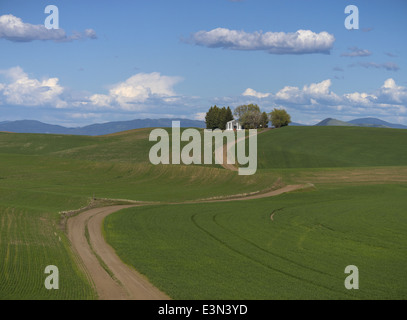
left=211, top=212, right=336, bottom=278
left=190, top=212, right=347, bottom=298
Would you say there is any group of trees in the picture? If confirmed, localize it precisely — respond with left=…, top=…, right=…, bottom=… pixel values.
left=205, top=106, right=234, bottom=130
left=233, top=104, right=269, bottom=129
left=205, top=103, right=291, bottom=130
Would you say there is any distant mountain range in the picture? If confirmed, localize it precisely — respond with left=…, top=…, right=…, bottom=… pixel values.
left=1, top=117, right=406, bottom=135
left=0, top=118, right=206, bottom=136
left=290, top=117, right=407, bottom=129
left=315, top=117, right=407, bottom=129
left=315, top=118, right=355, bottom=127
left=346, top=118, right=407, bottom=129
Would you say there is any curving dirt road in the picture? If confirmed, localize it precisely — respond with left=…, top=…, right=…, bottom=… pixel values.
left=67, top=184, right=308, bottom=300
left=67, top=128, right=307, bottom=300
left=214, top=129, right=269, bottom=171
left=67, top=205, right=171, bottom=300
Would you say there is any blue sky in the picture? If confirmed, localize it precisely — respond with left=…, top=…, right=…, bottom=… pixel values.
left=0, top=0, right=406, bottom=126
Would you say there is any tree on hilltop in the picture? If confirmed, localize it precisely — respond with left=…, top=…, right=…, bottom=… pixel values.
left=269, top=108, right=291, bottom=128
left=233, top=104, right=262, bottom=129
left=205, top=105, right=234, bottom=130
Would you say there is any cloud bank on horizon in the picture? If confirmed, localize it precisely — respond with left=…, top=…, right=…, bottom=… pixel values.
left=242, top=78, right=407, bottom=116
left=1, top=65, right=406, bottom=125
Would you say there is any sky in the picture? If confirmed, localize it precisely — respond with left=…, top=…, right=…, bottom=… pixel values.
left=0, top=0, right=406, bottom=127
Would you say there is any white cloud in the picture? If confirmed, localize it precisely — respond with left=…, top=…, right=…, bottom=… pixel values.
left=89, top=72, right=183, bottom=110
left=188, top=28, right=335, bottom=54
left=344, top=92, right=377, bottom=106
left=89, top=94, right=112, bottom=108
left=275, top=79, right=340, bottom=105
left=303, top=79, right=334, bottom=97
left=239, top=78, right=407, bottom=119
left=0, top=14, right=97, bottom=42
left=383, top=78, right=397, bottom=89
left=275, top=85, right=303, bottom=103
left=377, top=78, right=407, bottom=104
left=242, top=88, right=270, bottom=98
left=0, top=66, right=66, bottom=107
left=0, top=68, right=195, bottom=117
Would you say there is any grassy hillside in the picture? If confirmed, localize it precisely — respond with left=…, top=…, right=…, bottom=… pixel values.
left=101, top=125, right=407, bottom=300
left=0, top=188, right=96, bottom=299
left=1, top=126, right=406, bottom=299
left=256, top=126, right=407, bottom=169
left=0, top=135, right=276, bottom=202
left=0, top=129, right=276, bottom=299
left=0, top=129, right=152, bottom=163
left=104, top=184, right=407, bottom=299
left=0, top=127, right=235, bottom=165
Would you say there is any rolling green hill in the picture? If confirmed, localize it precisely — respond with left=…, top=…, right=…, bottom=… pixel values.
left=0, top=126, right=406, bottom=299
left=256, top=126, right=407, bottom=169
left=0, top=129, right=276, bottom=299
left=105, top=183, right=407, bottom=299
left=101, top=126, right=407, bottom=300
left=0, top=130, right=276, bottom=202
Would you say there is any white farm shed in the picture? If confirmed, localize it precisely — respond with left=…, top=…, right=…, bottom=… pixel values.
left=226, top=120, right=242, bottom=131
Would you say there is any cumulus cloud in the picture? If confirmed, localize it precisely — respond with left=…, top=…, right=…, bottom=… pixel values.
left=0, top=66, right=66, bottom=107
left=188, top=28, right=335, bottom=54
left=275, top=79, right=340, bottom=105
left=242, top=88, right=270, bottom=99
left=239, top=78, right=407, bottom=118
left=377, top=78, right=407, bottom=104
left=89, top=72, right=183, bottom=110
left=344, top=92, right=377, bottom=106
left=0, top=14, right=97, bottom=42
left=341, top=46, right=372, bottom=57
left=0, top=68, right=196, bottom=117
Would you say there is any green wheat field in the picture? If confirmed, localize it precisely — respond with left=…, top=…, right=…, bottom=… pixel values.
left=1, top=126, right=406, bottom=299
